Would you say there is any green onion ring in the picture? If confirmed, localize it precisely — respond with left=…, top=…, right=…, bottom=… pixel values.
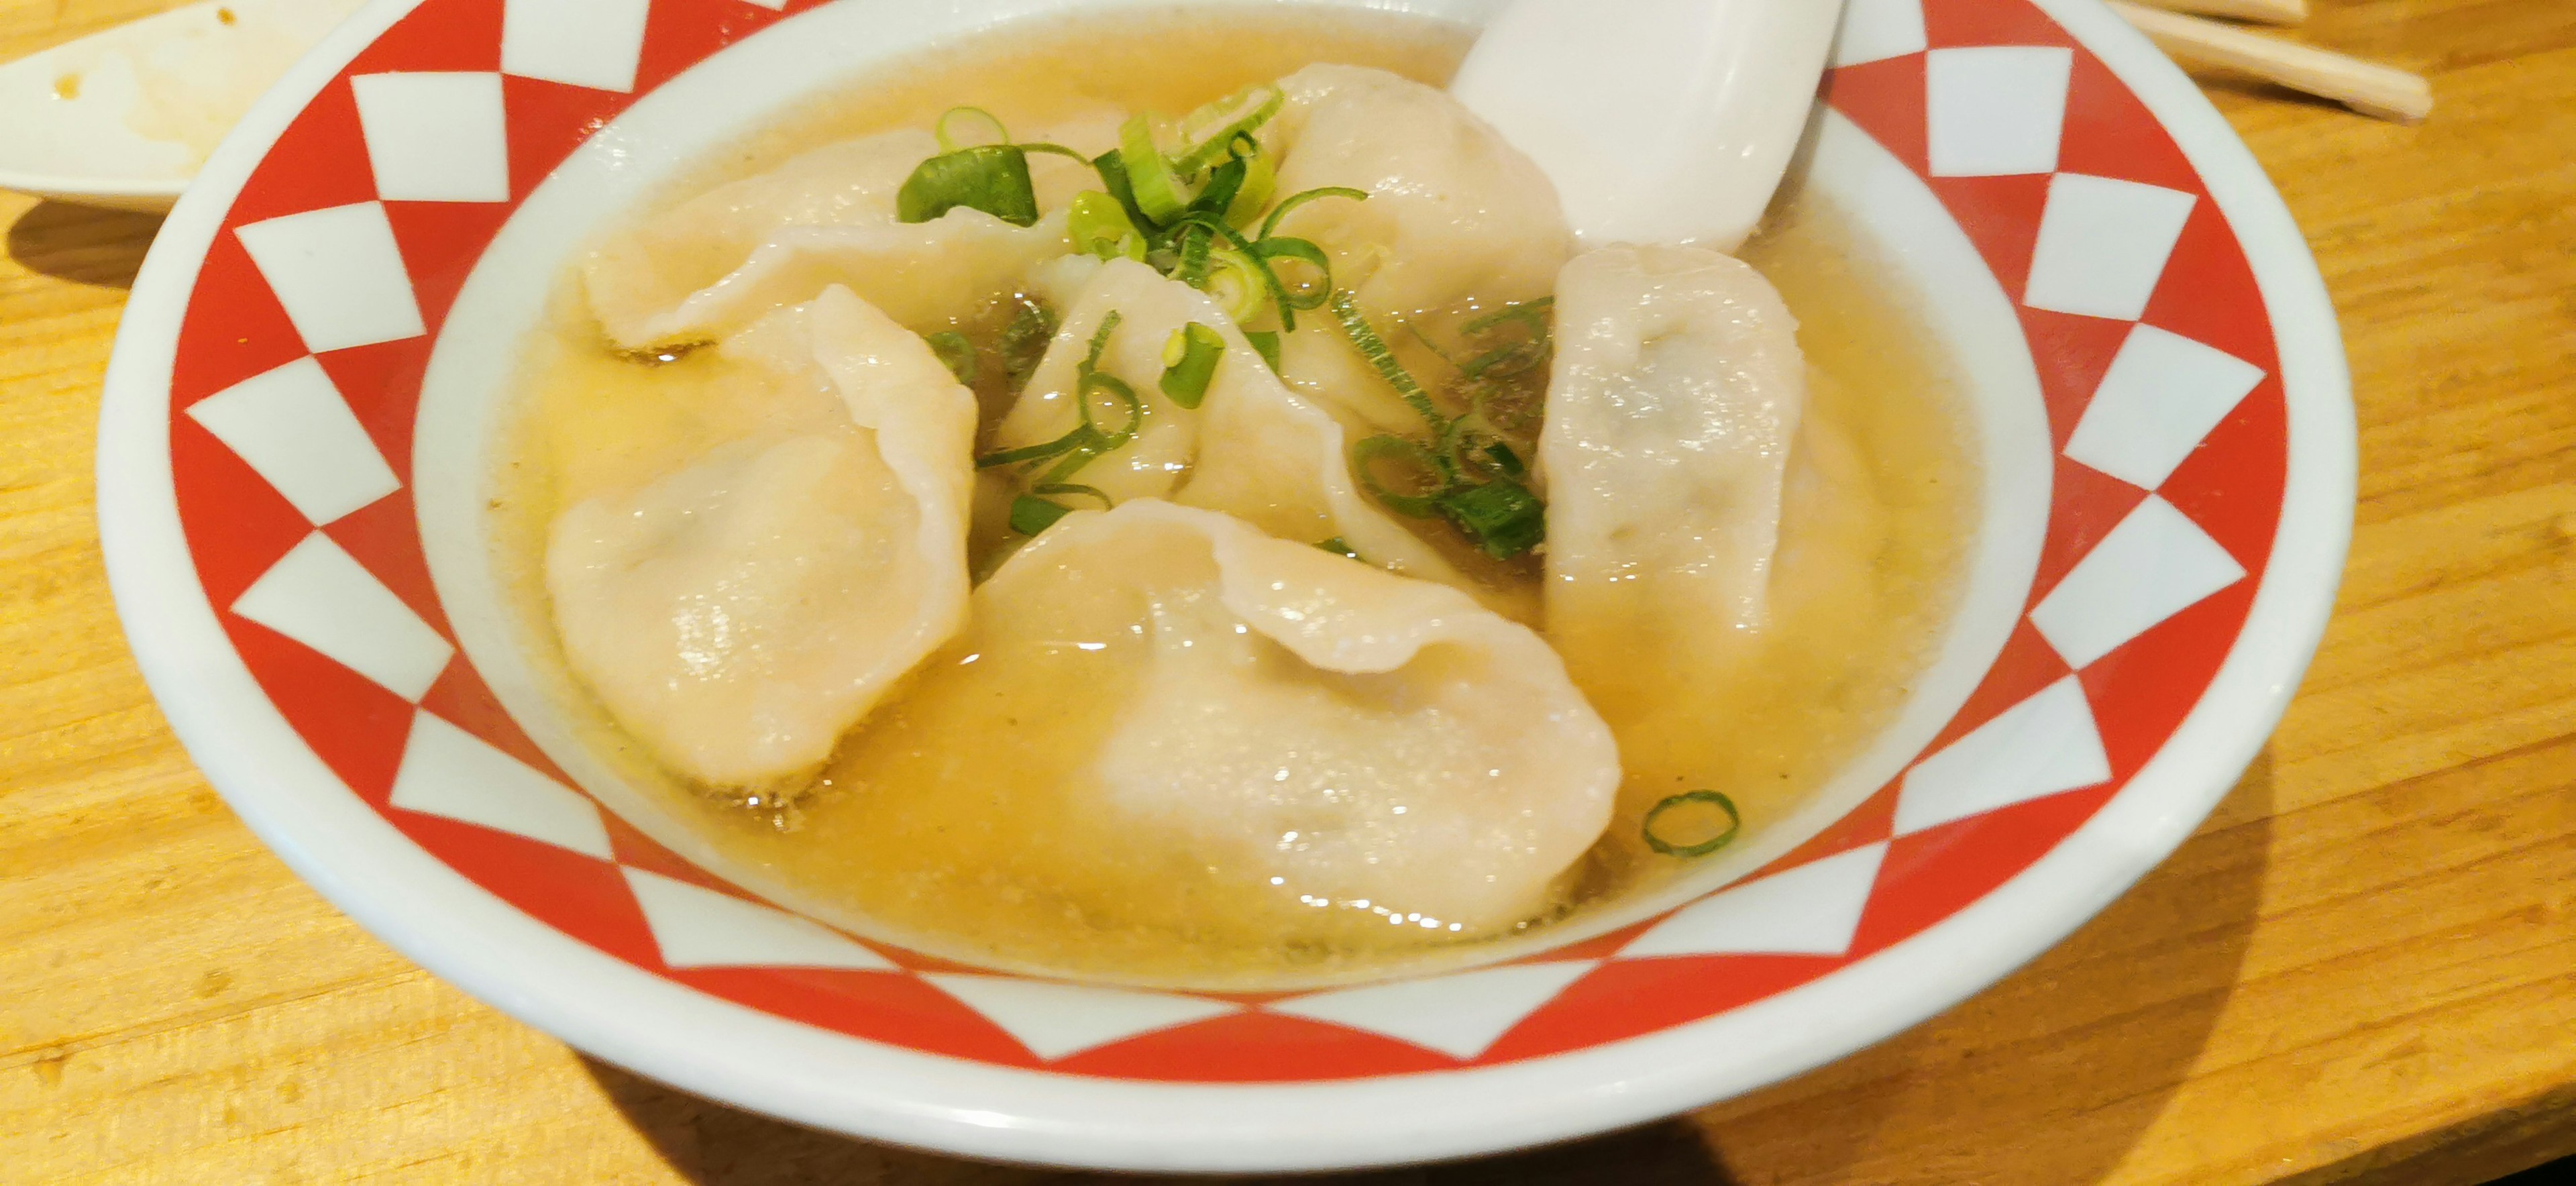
left=1351, top=435, right=1450, bottom=519
left=1260, top=185, right=1368, bottom=241
left=1643, top=790, right=1741, bottom=858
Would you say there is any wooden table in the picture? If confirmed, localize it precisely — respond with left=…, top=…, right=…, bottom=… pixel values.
left=3, top=1, right=2571, bottom=1182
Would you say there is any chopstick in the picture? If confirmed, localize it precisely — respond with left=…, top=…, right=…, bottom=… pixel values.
left=2106, top=0, right=2434, bottom=123
left=2123, top=0, right=2308, bottom=25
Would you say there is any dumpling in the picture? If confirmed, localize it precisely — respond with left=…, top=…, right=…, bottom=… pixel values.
left=954, top=498, right=1619, bottom=932
left=583, top=116, right=1118, bottom=349
left=988, top=257, right=1485, bottom=600
left=1268, top=64, right=1573, bottom=323
left=547, top=286, right=977, bottom=787
left=1256, top=64, right=1573, bottom=432
left=1540, top=244, right=1805, bottom=700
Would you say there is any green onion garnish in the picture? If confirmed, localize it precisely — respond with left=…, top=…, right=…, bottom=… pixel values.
left=933, top=105, right=1010, bottom=154
left=1260, top=185, right=1368, bottom=241
left=1643, top=790, right=1741, bottom=858
left=1256, top=236, right=1335, bottom=313
left=1069, top=191, right=1148, bottom=262
left=1032, top=482, right=1113, bottom=510
left=925, top=331, right=977, bottom=386
left=976, top=311, right=1130, bottom=473
left=1226, top=144, right=1278, bottom=227
left=1000, top=299, right=1057, bottom=390
left=1173, top=84, right=1285, bottom=174
left=1243, top=330, right=1283, bottom=374
left=896, top=144, right=1041, bottom=227
left=1317, top=537, right=1361, bottom=560
left=1434, top=476, right=1545, bottom=559
left=1117, top=113, right=1194, bottom=225
left=1159, top=322, right=1225, bottom=410
left=1008, top=494, right=1075, bottom=536
left=1330, top=289, right=1445, bottom=433
left=1352, top=435, right=1448, bottom=519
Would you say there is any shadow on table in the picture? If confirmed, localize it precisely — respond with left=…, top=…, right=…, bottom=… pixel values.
left=585, top=755, right=2278, bottom=1185
left=1685, top=751, right=2281, bottom=1185
left=586, top=1057, right=1737, bottom=1185
left=7, top=201, right=160, bottom=290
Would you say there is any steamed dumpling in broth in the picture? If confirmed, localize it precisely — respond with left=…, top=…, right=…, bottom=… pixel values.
left=826, top=499, right=1619, bottom=942
left=546, top=286, right=977, bottom=787
left=1269, top=64, right=1571, bottom=321
left=583, top=117, right=1118, bottom=348
left=1540, top=244, right=1806, bottom=710
left=498, top=11, right=1974, bottom=987
left=989, top=258, right=1497, bottom=610
left=1263, top=64, right=1575, bottom=433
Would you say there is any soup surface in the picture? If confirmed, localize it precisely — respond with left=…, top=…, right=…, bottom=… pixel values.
left=492, top=7, right=1976, bottom=989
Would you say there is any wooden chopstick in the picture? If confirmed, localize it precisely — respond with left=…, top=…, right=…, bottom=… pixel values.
left=2123, top=0, right=2309, bottom=26
left=2106, top=0, right=2434, bottom=123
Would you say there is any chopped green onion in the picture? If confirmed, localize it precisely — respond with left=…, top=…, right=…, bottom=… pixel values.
left=1082, top=310, right=1124, bottom=372
left=1069, top=191, right=1148, bottom=262
left=1118, top=113, right=1193, bottom=225
left=1016, top=141, right=1093, bottom=166
left=1317, top=537, right=1361, bottom=560
left=977, top=431, right=1084, bottom=470
left=1352, top=435, right=1449, bottom=519
left=1643, top=790, right=1741, bottom=858
left=1435, top=476, right=1545, bottom=559
left=1088, top=149, right=1156, bottom=231
left=1174, top=221, right=1216, bottom=286
left=1170, top=211, right=1303, bottom=330
left=1461, top=295, right=1555, bottom=338
left=1260, top=185, right=1368, bottom=241
left=1185, top=145, right=1252, bottom=225
left=897, top=145, right=1040, bottom=227
left=1243, top=330, right=1283, bottom=374
left=1032, top=482, right=1113, bottom=510
left=1226, top=145, right=1278, bottom=227
left=1459, top=296, right=1556, bottom=380
left=1075, top=370, right=1143, bottom=447
left=925, top=331, right=977, bottom=386
left=1330, top=289, right=1446, bottom=433
left=934, top=106, right=1010, bottom=154
left=1009, top=494, right=1075, bottom=537
left=1483, top=440, right=1527, bottom=479
left=1174, top=84, right=1285, bottom=174
left=1159, top=323, right=1225, bottom=409
left=1256, top=236, right=1334, bottom=311
left=1000, top=300, right=1057, bottom=389
left=1200, top=247, right=1269, bottom=323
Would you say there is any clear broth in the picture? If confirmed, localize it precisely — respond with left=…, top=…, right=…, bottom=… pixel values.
left=492, top=7, right=1976, bottom=989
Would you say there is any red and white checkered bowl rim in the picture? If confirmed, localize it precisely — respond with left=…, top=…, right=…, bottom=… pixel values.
left=96, top=0, right=2353, bottom=1170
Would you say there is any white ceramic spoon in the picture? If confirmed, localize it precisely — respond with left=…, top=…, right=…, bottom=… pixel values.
left=1450, top=0, right=1845, bottom=252
left=0, top=0, right=362, bottom=212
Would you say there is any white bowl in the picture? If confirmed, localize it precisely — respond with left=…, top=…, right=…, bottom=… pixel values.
left=97, top=0, right=2352, bottom=1171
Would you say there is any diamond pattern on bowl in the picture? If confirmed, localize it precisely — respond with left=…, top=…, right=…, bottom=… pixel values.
left=160, top=0, right=2290, bottom=1083
left=235, top=202, right=427, bottom=352
left=231, top=533, right=454, bottom=700
left=182, top=357, right=401, bottom=525
left=1925, top=45, right=2074, bottom=177
left=1267, top=961, right=1603, bottom=1061
left=621, top=868, right=902, bottom=971
left=1619, top=841, right=1891, bottom=959
left=500, top=0, right=654, bottom=93
left=1896, top=677, right=2110, bottom=835
left=351, top=72, right=514, bottom=203
left=920, top=975, right=1246, bottom=1062
left=390, top=710, right=615, bottom=859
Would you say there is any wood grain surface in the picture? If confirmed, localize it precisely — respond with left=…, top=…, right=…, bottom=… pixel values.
left=3, top=1, right=2571, bottom=1183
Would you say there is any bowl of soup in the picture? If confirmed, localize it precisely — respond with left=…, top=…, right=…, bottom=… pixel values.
left=98, top=0, right=2351, bottom=1171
